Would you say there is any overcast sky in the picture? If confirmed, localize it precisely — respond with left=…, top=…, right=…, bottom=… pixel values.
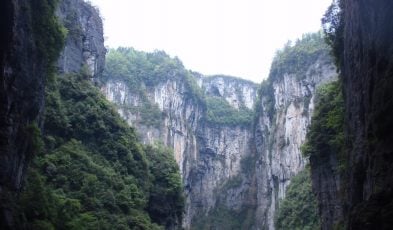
left=89, top=0, right=332, bottom=83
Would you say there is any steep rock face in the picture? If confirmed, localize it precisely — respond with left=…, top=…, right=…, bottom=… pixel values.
left=187, top=124, right=254, bottom=228
left=341, top=0, right=393, bottom=229
left=103, top=36, right=336, bottom=229
left=310, top=145, right=343, bottom=230
left=57, top=0, right=106, bottom=77
left=0, top=0, right=65, bottom=228
left=102, top=71, right=258, bottom=228
left=102, top=78, right=202, bottom=176
left=0, top=0, right=105, bottom=228
left=310, top=1, right=393, bottom=229
left=254, top=54, right=336, bottom=229
left=202, top=75, right=257, bottom=109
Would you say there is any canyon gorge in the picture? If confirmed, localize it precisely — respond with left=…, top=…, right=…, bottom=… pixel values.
left=0, top=0, right=392, bottom=229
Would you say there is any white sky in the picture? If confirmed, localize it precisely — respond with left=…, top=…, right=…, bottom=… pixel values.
left=89, top=0, right=332, bottom=83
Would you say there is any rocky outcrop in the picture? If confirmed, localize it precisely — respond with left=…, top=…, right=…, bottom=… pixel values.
left=311, top=1, right=393, bottom=229
left=342, top=1, right=393, bottom=228
left=102, top=38, right=337, bottom=228
left=57, top=0, right=106, bottom=77
left=0, top=0, right=105, bottom=228
left=102, top=73, right=258, bottom=227
left=202, top=75, right=257, bottom=109
left=0, top=0, right=65, bottom=228
left=254, top=53, right=336, bottom=229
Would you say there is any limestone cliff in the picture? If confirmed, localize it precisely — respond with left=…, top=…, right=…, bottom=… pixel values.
left=253, top=34, right=336, bottom=229
left=101, top=36, right=336, bottom=229
left=101, top=52, right=258, bottom=227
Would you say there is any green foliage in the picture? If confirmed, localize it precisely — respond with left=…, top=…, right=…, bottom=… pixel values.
left=275, top=168, right=320, bottom=230
left=63, top=10, right=83, bottom=40
left=184, top=72, right=206, bottom=104
left=103, top=48, right=205, bottom=127
left=205, top=96, right=253, bottom=126
left=25, top=122, right=44, bottom=156
left=302, top=81, right=345, bottom=170
left=322, top=0, right=344, bottom=68
left=145, top=144, right=184, bottom=228
left=31, top=0, right=67, bottom=77
left=21, top=74, right=184, bottom=229
left=269, top=32, right=330, bottom=81
left=192, top=204, right=255, bottom=230
left=103, top=48, right=187, bottom=88
left=121, top=99, right=163, bottom=128
left=105, top=47, right=264, bottom=129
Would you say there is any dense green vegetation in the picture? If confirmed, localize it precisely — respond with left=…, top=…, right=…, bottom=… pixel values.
left=102, top=48, right=205, bottom=128
left=298, top=82, right=345, bottom=230
left=20, top=74, right=184, bottom=229
left=322, top=0, right=344, bottom=67
left=103, top=47, right=203, bottom=101
left=275, top=168, right=320, bottom=230
left=301, top=81, right=345, bottom=169
left=192, top=204, right=255, bottom=230
left=257, top=32, right=330, bottom=124
left=31, top=0, right=67, bottom=77
left=269, top=32, right=330, bottom=81
left=205, top=96, right=253, bottom=126
left=145, top=144, right=184, bottom=228
left=104, top=48, right=257, bottom=127
left=103, top=48, right=186, bottom=88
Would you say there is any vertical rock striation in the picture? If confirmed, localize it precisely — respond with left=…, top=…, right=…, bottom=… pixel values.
left=102, top=36, right=337, bottom=229
left=0, top=0, right=65, bottom=228
left=343, top=2, right=393, bottom=228
left=57, top=0, right=106, bottom=77
left=312, top=1, right=393, bottom=229
left=254, top=53, right=336, bottom=229
left=0, top=0, right=105, bottom=228
left=102, top=71, right=258, bottom=228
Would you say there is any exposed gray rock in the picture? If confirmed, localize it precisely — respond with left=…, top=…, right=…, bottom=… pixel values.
left=102, top=53, right=336, bottom=229
left=57, top=0, right=106, bottom=77
left=253, top=55, right=336, bottom=229
left=102, top=74, right=258, bottom=228
left=202, top=75, right=257, bottom=109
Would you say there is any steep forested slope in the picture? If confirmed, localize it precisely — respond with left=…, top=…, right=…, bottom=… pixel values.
left=20, top=74, right=184, bottom=229
left=305, top=80, right=345, bottom=228
left=0, top=0, right=184, bottom=229
left=275, top=168, right=320, bottom=230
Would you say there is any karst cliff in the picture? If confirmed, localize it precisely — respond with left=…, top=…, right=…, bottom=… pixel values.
left=1, top=0, right=392, bottom=229
left=101, top=33, right=337, bottom=229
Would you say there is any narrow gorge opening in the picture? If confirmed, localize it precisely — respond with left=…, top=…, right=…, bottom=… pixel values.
left=1, top=0, right=392, bottom=230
